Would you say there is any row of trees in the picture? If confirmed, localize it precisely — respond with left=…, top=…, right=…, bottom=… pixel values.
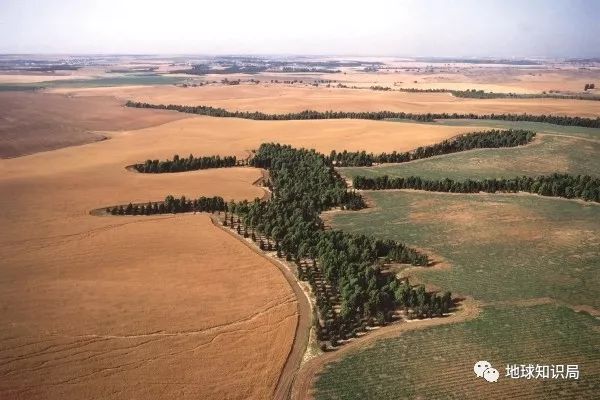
left=330, top=129, right=535, bottom=167
left=398, top=87, right=600, bottom=101
left=352, top=174, right=600, bottom=202
left=133, top=154, right=240, bottom=173
left=125, top=101, right=600, bottom=128
left=106, top=195, right=226, bottom=215
left=229, top=143, right=444, bottom=344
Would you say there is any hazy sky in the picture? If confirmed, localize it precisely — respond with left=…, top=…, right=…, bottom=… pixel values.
left=1, top=0, right=598, bottom=57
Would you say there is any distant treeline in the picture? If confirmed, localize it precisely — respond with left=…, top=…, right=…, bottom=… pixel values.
left=125, top=101, right=600, bottom=128
left=133, top=154, right=240, bottom=173
left=280, top=67, right=340, bottom=73
left=398, top=88, right=600, bottom=101
left=331, top=129, right=535, bottom=167
left=416, top=58, right=542, bottom=65
left=173, top=64, right=266, bottom=75
left=106, top=195, right=226, bottom=215
left=352, top=173, right=600, bottom=203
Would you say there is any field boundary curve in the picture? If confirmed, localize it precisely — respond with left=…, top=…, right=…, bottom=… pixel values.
left=208, top=215, right=311, bottom=400
left=349, top=188, right=600, bottom=207
left=290, top=296, right=481, bottom=400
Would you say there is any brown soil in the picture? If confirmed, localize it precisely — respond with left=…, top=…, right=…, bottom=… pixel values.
left=0, top=92, right=187, bottom=158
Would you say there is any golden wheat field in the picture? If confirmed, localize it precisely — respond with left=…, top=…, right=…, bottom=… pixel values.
left=52, top=84, right=600, bottom=117
left=0, top=89, right=488, bottom=399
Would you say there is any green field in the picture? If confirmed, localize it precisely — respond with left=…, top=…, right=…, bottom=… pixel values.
left=340, top=134, right=600, bottom=181
left=0, top=73, right=188, bottom=90
left=331, top=191, right=600, bottom=308
left=315, top=305, right=600, bottom=399
left=317, top=118, right=600, bottom=399
left=387, top=119, right=600, bottom=141
left=323, top=190, right=600, bottom=397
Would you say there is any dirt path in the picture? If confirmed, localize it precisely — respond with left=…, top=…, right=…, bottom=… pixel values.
left=351, top=188, right=600, bottom=207
left=208, top=215, right=311, bottom=400
left=290, top=297, right=481, bottom=400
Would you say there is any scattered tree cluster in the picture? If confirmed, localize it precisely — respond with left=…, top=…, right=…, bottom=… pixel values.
left=370, top=85, right=393, bottom=91
left=353, top=173, right=600, bottom=202
left=221, top=78, right=241, bottom=85
left=331, top=129, right=535, bottom=167
left=106, top=195, right=227, bottom=215
left=584, top=83, right=595, bottom=91
left=126, top=101, right=600, bottom=128
left=228, top=143, right=441, bottom=345
left=133, top=154, right=239, bottom=173
left=280, top=67, right=340, bottom=73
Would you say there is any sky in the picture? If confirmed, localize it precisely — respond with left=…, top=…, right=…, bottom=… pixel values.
left=0, top=0, right=599, bottom=57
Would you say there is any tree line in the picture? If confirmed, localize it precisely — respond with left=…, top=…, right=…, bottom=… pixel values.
left=229, top=143, right=447, bottom=346
left=330, top=129, right=535, bottom=167
left=352, top=173, right=600, bottom=203
left=125, top=101, right=600, bottom=128
left=133, top=154, right=240, bottom=173
left=106, top=195, right=226, bottom=215
left=398, top=87, right=600, bottom=101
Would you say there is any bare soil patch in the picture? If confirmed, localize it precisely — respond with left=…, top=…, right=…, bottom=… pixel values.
left=0, top=92, right=187, bottom=158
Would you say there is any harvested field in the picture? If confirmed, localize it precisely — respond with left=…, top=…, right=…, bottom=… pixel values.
left=51, top=84, right=600, bottom=117
left=0, top=73, right=93, bottom=84
left=0, top=121, right=293, bottom=399
left=56, top=115, right=478, bottom=158
left=337, top=68, right=600, bottom=93
left=0, top=98, right=485, bottom=399
left=0, top=92, right=188, bottom=158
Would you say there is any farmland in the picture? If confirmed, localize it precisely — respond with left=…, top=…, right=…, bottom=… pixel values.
left=0, top=92, right=187, bottom=158
left=51, top=83, right=600, bottom=118
left=0, top=114, right=295, bottom=399
left=1, top=52, right=600, bottom=400
left=330, top=191, right=600, bottom=307
left=340, top=133, right=600, bottom=181
left=314, top=133, right=600, bottom=399
left=314, top=304, right=600, bottom=399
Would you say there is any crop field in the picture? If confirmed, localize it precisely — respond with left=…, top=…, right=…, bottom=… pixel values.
left=1, top=51, right=599, bottom=400
left=48, top=84, right=600, bottom=117
left=330, top=191, right=600, bottom=308
left=314, top=304, right=600, bottom=399
left=0, top=111, right=294, bottom=399
left=0, top=74, right=187, bottom=91
left=340, top=134, right=600, bottom=181
left=83, top=114, right=477, bottom=156
left=0, top=89, right=486, bottom=399
left=0, top=92, right=188, bottom=158
left=429, top=119, right=600, bottom=140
